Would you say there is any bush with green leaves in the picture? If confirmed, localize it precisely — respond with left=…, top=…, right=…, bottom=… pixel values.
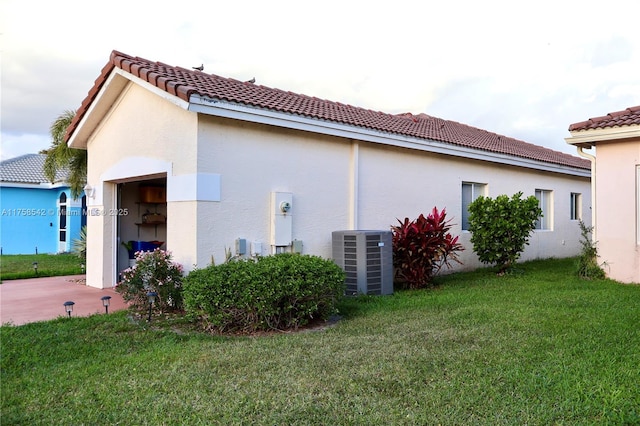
left=71, top=226, right=87, bottom=259
left=467, top=192, right=542, bottom=274
left=183, top=253, right=346, bottom=333
left=576, top=220, right=606, bottom=279
left=116, top=249, right=184, bottom=313
left=391, top=207, right=464, bottom=289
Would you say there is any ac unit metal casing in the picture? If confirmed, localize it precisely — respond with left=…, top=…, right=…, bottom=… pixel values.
left=332, top=230, right=393, bottom=296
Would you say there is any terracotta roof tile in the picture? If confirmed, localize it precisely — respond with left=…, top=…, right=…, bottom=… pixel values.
left=66, top=50, right=590, bottom=171
left=568, top=105, right=640, bottom=131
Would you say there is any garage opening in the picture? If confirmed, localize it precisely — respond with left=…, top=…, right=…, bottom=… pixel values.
left=116, top=176, right=167, bottom=279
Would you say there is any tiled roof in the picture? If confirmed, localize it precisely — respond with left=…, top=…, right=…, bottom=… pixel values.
left=66, top=50, right=590, bottom=171
left=0, top=154, right=68, bottom=184
left=569, top=105, right=640, bottom=132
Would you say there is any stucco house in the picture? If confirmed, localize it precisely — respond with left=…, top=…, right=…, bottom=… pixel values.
left=66, top=50, right=591, bottom=289
left=0, top=153, right=86, bottom=254
left=566, top=105, right=640, bottom=284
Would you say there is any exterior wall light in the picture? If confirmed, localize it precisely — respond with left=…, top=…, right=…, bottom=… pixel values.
left=83, top=184, right=95, bottom=199
left=63, top=301, right=75, bottom=317
left=101, top=295, right=112, bottom=314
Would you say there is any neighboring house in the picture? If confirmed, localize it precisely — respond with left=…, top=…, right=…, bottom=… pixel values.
left=66, top=50, right=591, bottom=289
left=0, top=154, right=86, bottom=254
left=566, top=105, right=640, bottom=284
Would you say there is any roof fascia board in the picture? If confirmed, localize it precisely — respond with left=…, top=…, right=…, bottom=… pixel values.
left=0, top=182, right=68, bottom=189
left=68, top=69, right=190, bottom=149
left=566, top=125, right=640, bottom=146
left=189, top=95, right=590, bottom=178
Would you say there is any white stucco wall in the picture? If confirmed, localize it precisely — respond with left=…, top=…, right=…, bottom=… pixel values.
left=85, top=82, right=197, bottom=288
left=82, top=77, right=592, bottom=288
left=194, top=116, right=352, bottom=268
left=595, top=139, right=640, bottom=283
left=193, top=115, right=590, bottom=272
left=357, top=145, right=591, bottom=270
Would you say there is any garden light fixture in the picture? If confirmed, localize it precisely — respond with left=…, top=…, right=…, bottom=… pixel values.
left=101, top=295, right=111, bottom=314
left=63, top=301, right=75, bottom=317
left=146, top=291, right=157, bottom=322
left=32, top=262, right=38, bottom=276
left=81, top=263, right=85, bottom=274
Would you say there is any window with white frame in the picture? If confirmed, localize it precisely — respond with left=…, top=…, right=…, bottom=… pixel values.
left=570, top=192, right=581, bottom=221
left=462, top=182, right=487, bottom=231
left=535, top=189, right=552, bottom=230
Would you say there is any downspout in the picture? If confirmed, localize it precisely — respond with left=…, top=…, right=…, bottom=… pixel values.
left=349, top=141, right=359, bottom=230
left=576, top=147, right=596, bottom=241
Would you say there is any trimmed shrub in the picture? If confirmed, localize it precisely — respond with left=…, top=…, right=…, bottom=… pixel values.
left=467, top=192, right=542, bottom=274
left=116, top=249, right=184, bottom=313
left=391, top=207, right=464, bottom=289
left=183, top=253, right=346, bottom=333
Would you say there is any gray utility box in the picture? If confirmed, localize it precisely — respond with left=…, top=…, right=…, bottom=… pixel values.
left=332, top=230, right=393, bottom=296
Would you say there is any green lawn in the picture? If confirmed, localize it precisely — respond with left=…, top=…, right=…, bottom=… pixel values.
left=2, top=258, right=639, bottom=425
left=0, top=253, right=84, bottom=280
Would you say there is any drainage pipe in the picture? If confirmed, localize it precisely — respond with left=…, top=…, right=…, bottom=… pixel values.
left=576, top=147, right=596, bottom=241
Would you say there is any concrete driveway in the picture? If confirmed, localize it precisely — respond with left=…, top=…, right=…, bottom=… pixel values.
left=0, top=275, right=128, bottom=326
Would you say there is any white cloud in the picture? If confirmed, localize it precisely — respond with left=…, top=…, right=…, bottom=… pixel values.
left=1, top=0, right=638, bottom=160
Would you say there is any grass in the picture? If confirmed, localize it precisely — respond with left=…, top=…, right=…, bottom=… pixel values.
left=0, top=253, right=84, bottom=281
left=2, top=258, right=639, bottom=424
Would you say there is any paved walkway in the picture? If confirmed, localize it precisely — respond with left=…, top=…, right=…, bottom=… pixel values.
left=0, top=275, right=128, bottom=326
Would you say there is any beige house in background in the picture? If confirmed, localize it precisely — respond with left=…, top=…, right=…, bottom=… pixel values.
left=66, top=51, right=591, bottom=289
left=566, top=105, right=640, bottom=284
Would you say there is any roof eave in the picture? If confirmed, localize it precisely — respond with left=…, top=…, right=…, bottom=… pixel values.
left=68, top=68, right=190, bottom=149
left=565, top=125, right=640, bottom=148
left=189, top=95, right=591, bottom=178
left=0, top=181, right=69, bottom=189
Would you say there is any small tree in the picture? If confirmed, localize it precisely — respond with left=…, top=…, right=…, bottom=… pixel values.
left=43, top=110, right=87, bottom=198
left=576, top=220, right=605, bottom=279
left=467, top=192, right=541, bottom=274
left=391, top=207, right=464, bottom=289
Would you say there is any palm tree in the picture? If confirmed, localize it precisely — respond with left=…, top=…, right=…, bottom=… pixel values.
left=43, top=110, right=87, bottom=198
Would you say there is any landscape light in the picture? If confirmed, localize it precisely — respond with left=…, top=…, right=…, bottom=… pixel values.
left=63, top=301, right=75, bottom=317
left=101, top=295, right=111, bottom=314
left=146, top=291, right=157, bottom=322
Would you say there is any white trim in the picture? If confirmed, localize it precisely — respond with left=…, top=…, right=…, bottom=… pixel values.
left=114, top=68, right=191, bottom=111
left=566, top=125, right=640, bottom=146
left=0, top=182, right=69, bottom=190
left=189, top=95, right=591, bottom=178
left=637, top=165, right=640, bottom=245
left=68, top=69, right=190, bottom=149
left=167, top=173, right=221, bottom=202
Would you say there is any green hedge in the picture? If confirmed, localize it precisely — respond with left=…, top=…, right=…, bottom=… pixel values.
left=183, top=253, right=346, bottom=333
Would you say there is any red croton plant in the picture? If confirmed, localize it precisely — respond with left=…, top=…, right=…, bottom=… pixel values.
left=391, top=207, right=464, bottom=289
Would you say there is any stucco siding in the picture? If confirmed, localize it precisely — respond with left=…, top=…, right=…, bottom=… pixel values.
left=0, top=187, right=83, bottom=255
left=81, top=84, right=592, bottom=288
left=595, top=139, right=640, bottom=283
left=194, top=116, right=351, bottom=266
left=190, top=115, right=590, bottom=272
left=84, top=83, right=197, bottom=287
left=358, top=144, right=591, bottom=270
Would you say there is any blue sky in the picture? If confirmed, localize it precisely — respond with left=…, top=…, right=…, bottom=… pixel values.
left=1, top=0, right=639, bottom=160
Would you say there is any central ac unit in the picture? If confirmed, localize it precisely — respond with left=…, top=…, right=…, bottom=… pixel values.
left=332, top=230, right=393, bottom=296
